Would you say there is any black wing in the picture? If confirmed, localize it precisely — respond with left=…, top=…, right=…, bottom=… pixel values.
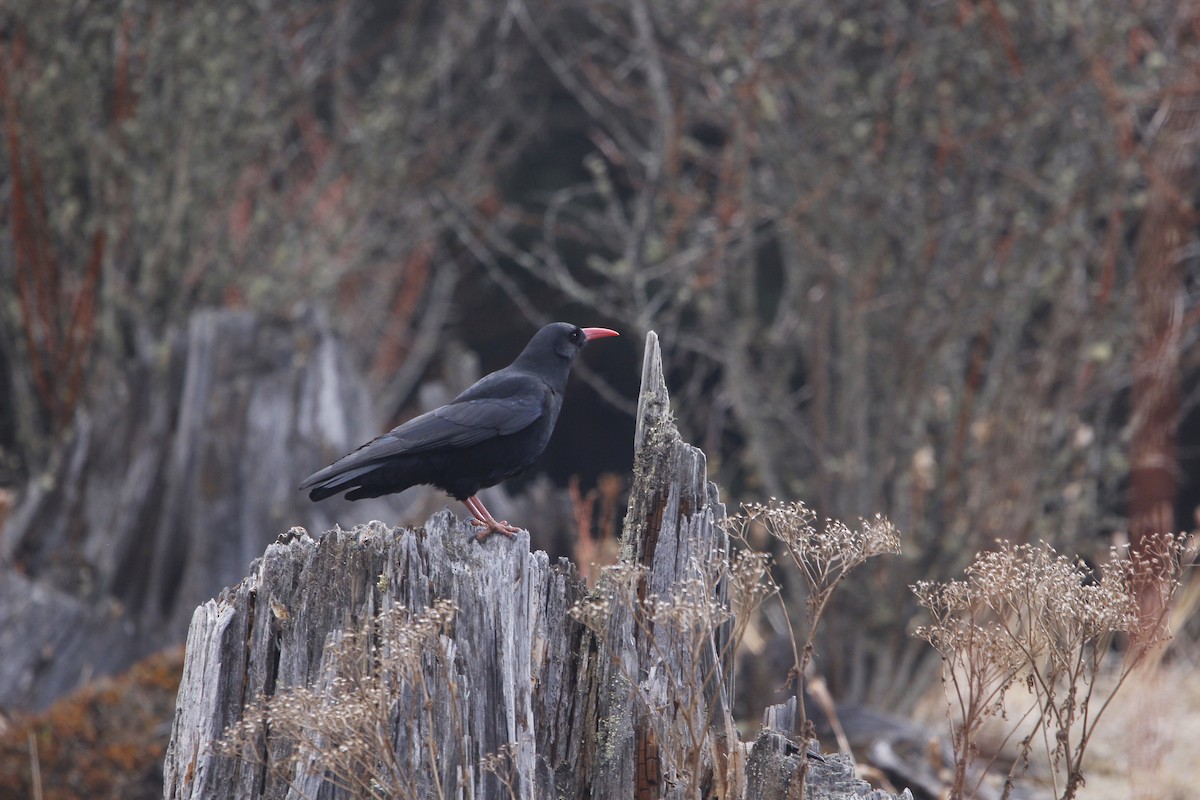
left=298, top=393, right=544, bottom=490
left=396, top=395, right=544, bottom=451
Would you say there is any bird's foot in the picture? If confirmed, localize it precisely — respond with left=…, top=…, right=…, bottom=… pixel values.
left=462, top=496, right=522, bottom=542
left=471, top=518, right=521, bottom=542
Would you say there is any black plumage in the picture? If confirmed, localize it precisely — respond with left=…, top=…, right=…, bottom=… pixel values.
left=299, top=322, right=618, bottom=540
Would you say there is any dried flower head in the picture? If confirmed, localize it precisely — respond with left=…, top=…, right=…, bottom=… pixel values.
left=647, top=575, right=731, bottom=631
left=727, top=501, right=900, bottom=586
left=568, top=561, right=646, bottom=633
left=726, top=548, right=777, bottom=620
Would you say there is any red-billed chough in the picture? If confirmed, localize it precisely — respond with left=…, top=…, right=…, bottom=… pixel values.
left=299, top=322, right=619, bottom=541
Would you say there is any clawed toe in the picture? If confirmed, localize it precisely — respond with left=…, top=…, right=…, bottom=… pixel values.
left=472, top=519, right=520, bottom=542
left=464, top=496, right=522, bottom=542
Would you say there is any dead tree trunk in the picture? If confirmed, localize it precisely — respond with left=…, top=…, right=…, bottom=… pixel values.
left=163, top=332, right=910, bottom=800
left=0, top=307, right=405, bottom=713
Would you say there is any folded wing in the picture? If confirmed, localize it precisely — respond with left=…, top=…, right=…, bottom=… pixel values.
left=298, top=394, right=544, bottom=493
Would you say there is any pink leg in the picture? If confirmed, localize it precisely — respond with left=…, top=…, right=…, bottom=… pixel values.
left=462, top=495, right=521, bottom=542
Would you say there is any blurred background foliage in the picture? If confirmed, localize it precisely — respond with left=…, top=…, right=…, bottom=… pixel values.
left=2, top=0, right=1198, bottom=721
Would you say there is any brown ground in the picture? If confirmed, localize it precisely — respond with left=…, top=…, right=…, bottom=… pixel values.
left=0, top=647, right=184, bottom=800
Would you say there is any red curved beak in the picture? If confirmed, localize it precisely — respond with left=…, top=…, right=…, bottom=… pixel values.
left=582, top=327, right=620, bottom=341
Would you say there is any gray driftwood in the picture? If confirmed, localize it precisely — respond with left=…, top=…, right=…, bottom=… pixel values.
left=164, top=332, right=910, bottom=800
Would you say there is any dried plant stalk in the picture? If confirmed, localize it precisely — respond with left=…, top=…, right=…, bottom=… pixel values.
left=913, top=533, right=1190, bottom=800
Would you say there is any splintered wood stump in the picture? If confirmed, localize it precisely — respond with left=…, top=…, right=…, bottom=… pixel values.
left=164, top=332, right=911, bottom=800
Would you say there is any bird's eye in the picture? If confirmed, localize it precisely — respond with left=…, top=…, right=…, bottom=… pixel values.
left=572, top=329, right=582, bottom=340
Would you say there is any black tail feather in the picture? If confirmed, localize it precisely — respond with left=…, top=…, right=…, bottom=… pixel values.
left=307, top=483, right=345, bottom=502
left=302, top=458, right=424, bottom=502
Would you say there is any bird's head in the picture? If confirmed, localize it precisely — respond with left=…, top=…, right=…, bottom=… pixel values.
left=515, top=322, right=619, bottom=373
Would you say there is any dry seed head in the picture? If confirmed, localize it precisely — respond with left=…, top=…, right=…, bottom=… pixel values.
left=728, top=501, right=900, bottom=573
left=568, top=560, right=646, bottom=631
left=479, top=742, right=517, bottom=775
left=726, top=548, right=777, bottom=615
left=914, top=537, right=1176, bottom=665
left=647, top=577, right=731, bottom=631
left=569, top=595, right=614, bottom=632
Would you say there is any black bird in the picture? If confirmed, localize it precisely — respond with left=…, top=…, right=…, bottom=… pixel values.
left=299, top=322, right=619, bottom=540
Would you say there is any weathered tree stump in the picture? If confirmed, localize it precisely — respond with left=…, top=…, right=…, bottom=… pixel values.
left=163, top=332, right=911, bottom=800
left=0, top=308, right=405, bottom=712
